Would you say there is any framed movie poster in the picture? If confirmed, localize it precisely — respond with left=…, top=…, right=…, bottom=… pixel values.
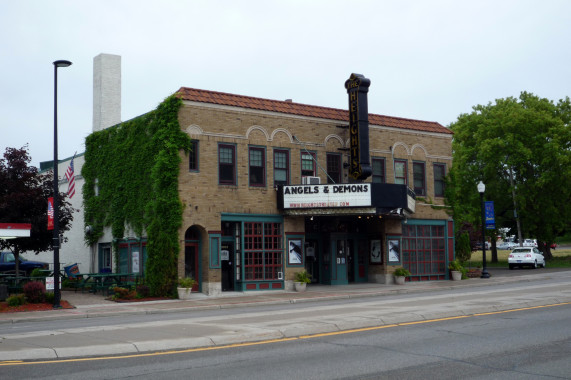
left=288, top=239, right=303, bottom=265
left=370, top=239, right=382, bottom=264
left=388, top=239, right=400, bottom=263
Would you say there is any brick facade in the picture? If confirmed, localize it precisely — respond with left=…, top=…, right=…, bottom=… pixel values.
left=176, top=89, right=453, bottom=294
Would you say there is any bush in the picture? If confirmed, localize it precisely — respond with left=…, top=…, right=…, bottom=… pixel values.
left=449, top=259, right=468, bottom=279
left=294, top=270, right=311, bottom=284
left=449, top=259, right=464, bottom=271
left=112, top=287, right=136, bottom=300
left=394, top=267, right=411, bottom=277
left=7, top=294, right=26, bottom=307
left=30, top=268, right=46, bottom=278
left=455, top=232, right=472, bottom=263
left=136, top=284, right=150, bottom=298
left=177, top=277, right=197, bottom=288
left=23, top=281, right=46, bottom=303
left=44, top=291, right=55, bottom=304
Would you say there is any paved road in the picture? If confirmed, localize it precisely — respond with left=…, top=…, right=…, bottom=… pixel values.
left=0, top=268, right=570, bottom=362
left=3, top=303, right=569, bottom=379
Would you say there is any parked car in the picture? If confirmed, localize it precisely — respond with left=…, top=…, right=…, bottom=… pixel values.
left=508, top=247, right=545, bottom=269
left=474, top=241, right=490, bottom=250
left=497, top=241, right=517, bottom=250
left=522, top=239, right=538, bottom=247
left=0, top=251, right=49, bottom=276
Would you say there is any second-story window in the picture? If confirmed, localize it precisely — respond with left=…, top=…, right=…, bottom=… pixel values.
left=413, top=162, right=426, bottom=196
left=434, top=163, right=446, bottom=197
left=189, top=140, right=199, bottom=172
left=326, top=153, right=341, bottom=184
left=274, top=149, right=289, bottom=186
left=218, top=144, right=236, bottom=185
left=372, top=157, right=385, bottom=183
left=249, top=147, right=266, bottom=187
left=394, top=159, right=408, bottom=186
left=301, top=152, right=316, bottom=177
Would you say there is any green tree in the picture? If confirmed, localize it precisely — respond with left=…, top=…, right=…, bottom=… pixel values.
left=446, top=92, right=571, bottom=260
left=0, top=146, right=74, bottom=273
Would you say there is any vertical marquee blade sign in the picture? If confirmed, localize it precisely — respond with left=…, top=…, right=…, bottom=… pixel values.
left=345, top=73, right=372, bottom=180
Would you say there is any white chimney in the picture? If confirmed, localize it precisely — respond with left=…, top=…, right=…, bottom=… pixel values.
left=93, top=53, right=121, bottom=132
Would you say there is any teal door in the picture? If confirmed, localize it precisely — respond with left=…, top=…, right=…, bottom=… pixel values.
left=331, top=237, right=350, bottom=285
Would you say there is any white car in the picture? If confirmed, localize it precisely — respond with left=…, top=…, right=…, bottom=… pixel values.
left=522, top=239, right=538, bottom=247
left=508, top=247, right=545, bottom=269
left=497, top=241, right=517, bottom=250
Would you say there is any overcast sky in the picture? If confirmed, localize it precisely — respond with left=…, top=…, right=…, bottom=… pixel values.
left=1, top=0, right=569, bottom=167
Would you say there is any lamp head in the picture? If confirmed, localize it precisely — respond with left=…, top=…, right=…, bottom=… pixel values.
left=477, top=181, right=485, bottom=193
left=53, top=60, right=72, bottom=68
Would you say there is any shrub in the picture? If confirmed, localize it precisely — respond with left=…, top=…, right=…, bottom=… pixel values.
left=449, top=259, right=468, bottom=279
left=295, top=270, right=312, bottom=284
left=30, top=268, right=46, bottom=278
left=136, top=284, right=150, bottom=298
left=7, top=294, right=26, bottom=307
left=394, top=267, right=411, bottom=277
left=23, top=281, right=46, bottom=303
left=112, top=287, right=136, bottom=300
left=449, top=259, right=464, bottom=271
left=455, top=232, right=472, bottom=263
left=44, top=291, right=55, bottom=304
left=177, top=277, right=197, bottom=288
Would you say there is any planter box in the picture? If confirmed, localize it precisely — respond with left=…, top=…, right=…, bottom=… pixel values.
left=294, top=282, right=307, bottom=292
left=450, top=270, right=462, bottom=281
left=177, top=287, right=194, bottom=300
left=394, top=276, right=406, bottom=285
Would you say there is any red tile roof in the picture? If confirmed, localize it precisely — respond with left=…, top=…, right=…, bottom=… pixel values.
left=176, top=87, right=452, bottom=135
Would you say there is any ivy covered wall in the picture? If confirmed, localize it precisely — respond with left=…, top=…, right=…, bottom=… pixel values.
left=82, top=95, right=191, bottom=296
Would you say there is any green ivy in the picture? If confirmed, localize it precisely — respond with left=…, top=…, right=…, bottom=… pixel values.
left=82, top=95, right=191, bottom=296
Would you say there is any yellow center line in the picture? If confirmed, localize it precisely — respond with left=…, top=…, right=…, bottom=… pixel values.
left=1, top=302, right=569, bottom=367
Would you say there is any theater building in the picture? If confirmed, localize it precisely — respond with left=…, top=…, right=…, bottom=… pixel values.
left=175, top=86, right=454, bottom=295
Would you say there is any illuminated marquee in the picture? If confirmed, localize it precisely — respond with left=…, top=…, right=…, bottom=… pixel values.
left=345, top=73, right=372, bottom=180
left=282, top=184, right=371, bottom=209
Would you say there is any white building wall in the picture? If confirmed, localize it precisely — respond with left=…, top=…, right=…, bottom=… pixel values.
left=22, top=154, right=93, bottom=274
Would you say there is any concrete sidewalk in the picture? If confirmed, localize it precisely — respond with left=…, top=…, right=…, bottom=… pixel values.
left=1, top=268, right=570, bottom=324
left=1, top=268, right=570, bottom=361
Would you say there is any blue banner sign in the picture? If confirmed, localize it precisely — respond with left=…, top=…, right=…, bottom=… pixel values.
left=485, top=201, right=495, bottom=229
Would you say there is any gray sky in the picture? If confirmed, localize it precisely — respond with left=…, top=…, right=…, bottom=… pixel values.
left=1, top=0, right=569, bottom=167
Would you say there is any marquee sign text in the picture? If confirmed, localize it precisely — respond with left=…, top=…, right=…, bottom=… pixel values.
left=283, top=184, right=371, bottom=209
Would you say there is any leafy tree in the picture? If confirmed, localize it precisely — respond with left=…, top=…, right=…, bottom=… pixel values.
left=446, top=92, right=571, bottom=260
left=0, top=146, right=74, bottom=274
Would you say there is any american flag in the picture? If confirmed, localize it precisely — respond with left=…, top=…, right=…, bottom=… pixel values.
left=65, top=157, right=75, bottom=198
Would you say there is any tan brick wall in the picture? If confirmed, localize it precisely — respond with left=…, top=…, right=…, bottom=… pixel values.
left=177, top=102, right=452, bottom=285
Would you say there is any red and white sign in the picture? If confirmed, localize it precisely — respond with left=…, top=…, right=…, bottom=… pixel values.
left=0, top=223, right=31, bottom=239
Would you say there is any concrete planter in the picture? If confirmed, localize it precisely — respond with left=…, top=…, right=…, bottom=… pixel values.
left=451, top=271, right=462, bottom=281
left=394, top=276, right=406, bottom=285
left=294, top=282, right=307, bottom=292
left=177, top=287, right=194, bottom=300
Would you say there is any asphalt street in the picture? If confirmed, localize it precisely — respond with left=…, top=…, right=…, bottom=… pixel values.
left=0, top=267, right=570, bottom=362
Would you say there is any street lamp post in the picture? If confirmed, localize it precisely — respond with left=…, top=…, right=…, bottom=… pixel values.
left=477, top=181, right=490, bottom=279
left=53, top=59, right=72, bottom=308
